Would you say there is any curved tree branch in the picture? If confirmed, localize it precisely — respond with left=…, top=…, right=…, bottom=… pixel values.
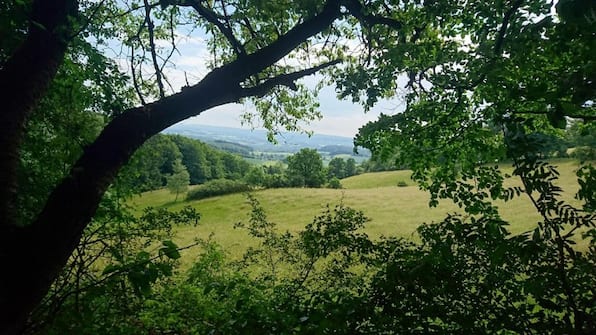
left=241, top=59, right=342, bottom=97
left=343, top=0, right=403, bottom=29
left=0, top=1, right=343, bottom=333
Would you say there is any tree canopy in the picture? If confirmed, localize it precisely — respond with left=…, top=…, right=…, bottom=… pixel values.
left=0, top=0, right=595, bottom=333
left=287, top=148, right=326, bottom=188
left=166, top=159, right=190, bottom=201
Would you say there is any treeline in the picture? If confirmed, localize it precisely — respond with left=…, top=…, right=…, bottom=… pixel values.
left=244, top=148, right=359, bottom=189
left=357, top=121, right=596, bottom=174
left=118, top=136, right=364, bottom=197
left=118, top=134, right=250, bottom=192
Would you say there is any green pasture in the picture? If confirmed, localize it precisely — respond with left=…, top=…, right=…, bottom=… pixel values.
left=129, top=160, right=588, bottom=266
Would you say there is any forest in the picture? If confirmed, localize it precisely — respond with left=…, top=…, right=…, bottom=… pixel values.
left=0, top=0, right=595, bottom=334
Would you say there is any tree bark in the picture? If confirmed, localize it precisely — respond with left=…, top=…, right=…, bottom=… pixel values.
left=0, top=0, right=78, bottom=227
left=0, top=1, right=341, bottom=333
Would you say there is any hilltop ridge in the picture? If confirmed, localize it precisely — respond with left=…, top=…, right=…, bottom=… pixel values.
left=163, top=123, right=371, bottom=158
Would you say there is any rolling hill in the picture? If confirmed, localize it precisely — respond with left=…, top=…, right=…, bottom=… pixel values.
left=130, top=160, right=587, bottom=265
left=163, top=123, right=371, bottom=159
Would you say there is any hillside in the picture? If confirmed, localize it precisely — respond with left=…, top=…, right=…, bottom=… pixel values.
left=130, top=160, right=586, bottom=264
left=163, top=123, right=371, bottom=160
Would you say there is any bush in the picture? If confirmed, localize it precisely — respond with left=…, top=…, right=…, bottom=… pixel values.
left=328, top=177, right=342, bottom=189
left=263, top=173, right=290, bottom=188
left=397, top=180, right=407, bottom=187
left=570, top=146, right=596, bottom=161
left=186, top=179, right=250, bottom=201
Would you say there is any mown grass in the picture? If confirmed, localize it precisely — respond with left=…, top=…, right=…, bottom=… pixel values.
left=129, top=159, right=589, bottom=266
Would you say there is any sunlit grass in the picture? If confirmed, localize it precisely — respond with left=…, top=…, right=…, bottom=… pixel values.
left=129, top=159, right=589, bottom=267
left=341, top=170, right=413, bottom=189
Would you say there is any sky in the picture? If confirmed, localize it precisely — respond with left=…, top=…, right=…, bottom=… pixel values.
left=180, top=84, right=405, bottom=139
left=153, top=30, right=406, bottom=139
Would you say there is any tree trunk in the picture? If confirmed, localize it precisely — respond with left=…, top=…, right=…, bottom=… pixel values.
left=0, top=74, right=242, bottom=334
left=0, top=0, right=78, bottom=227
left=0, top=1, right=341, bottom=333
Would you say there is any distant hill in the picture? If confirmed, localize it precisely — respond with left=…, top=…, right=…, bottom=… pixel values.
left=210, top=140, right=253, bottom=157
left=163, top=123, right=371, bottom=159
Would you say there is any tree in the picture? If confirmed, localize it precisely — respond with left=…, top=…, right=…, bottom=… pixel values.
left=169, top=135, right=250, bottom=184
left=118, top=134, right=183, bottom=192
left=1, top=1, right=420, bottom=330
left=0, top=0, right=322, bottom=333
left=171, top=135, right=212, bottom=184
left=244, top=166, right=266, bottom=187
left=347, top=1, right=596, bottom=333
left=327, top=157, right=346, bottom=179
left=344, top=158, right=357, bottom=177
left=566, top=120, right=596, bottom=160
left=286, top=148, right=325, bottom=188
left=3, top=0, right=594, bottom=333
left=328, top=176, right=343, bottom=189
left=167, top=159, right=190, bottom=201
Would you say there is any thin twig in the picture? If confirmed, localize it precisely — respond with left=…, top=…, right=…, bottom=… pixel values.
left=183, top=0, right=247, bottom=57
left=240, top=60, right=341, bottom=98
left=143, top=0, right=165, bottom=98
left=130, top=44, right=146, bottom=105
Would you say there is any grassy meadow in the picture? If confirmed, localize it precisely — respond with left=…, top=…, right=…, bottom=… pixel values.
left=129, top=160, right=588, bottom=266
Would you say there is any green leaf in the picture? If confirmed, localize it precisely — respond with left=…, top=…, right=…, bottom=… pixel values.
left=102, top=263, right=120, bottom=275
left=160, top=240, right=181, bottom=260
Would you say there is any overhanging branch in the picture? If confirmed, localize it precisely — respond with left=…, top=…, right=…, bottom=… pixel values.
left=203, top=0, right=342, bottom=83
left=343, top=0, right=403, bottom=29
left=240, top=60, right=342, bottom=97
left=494, top=0, right=524, bottom=55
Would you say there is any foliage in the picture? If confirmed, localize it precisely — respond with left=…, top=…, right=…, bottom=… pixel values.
left=117, top=134, right=182, bottom=193
left=166, top=159, right=190, bottom=201
left=4, top=0, right=596, bottom=333
left=345, top=158, right=357, bottom=177
left=117, top=134, right=252, bottom=194
left=286, top=148, right=325, bottom=188
left=327, top=156, right=359, bottom=180
left=344, top=1, right=596, bottom=333
left=29, top=192, right=200, bottom=334
left=328, top=176, right=343, bottom=189
left=570, top=147, right=596, bottom=161
left=349, top=0, right=594, bottom=193
left=567, top=121, right=596, bottom=160
left=244, top=165, right=267, bottom=187
left=170, top=135, right=250, bottom=185
left=16, top=60, right=105, bottom=224
left=178, top=175, right=595, bottom=333
left=263, top=173, right=291, bottom=189
left=47, top=176, right=595, bottom=334
left=186, top=179, right=251, bottom=201
left=327, top=156, right=347, bottom=179
left=360, top=156, right=401, bottom=172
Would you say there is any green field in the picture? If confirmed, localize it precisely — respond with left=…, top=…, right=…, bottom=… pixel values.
left=130, top=160, right=587, bottom=264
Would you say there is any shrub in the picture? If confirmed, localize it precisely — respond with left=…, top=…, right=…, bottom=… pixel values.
left=328, top=177, right=342, bottom=189
left=570, top=146, right=596, bottom=161
left=186, top=179, right=250, bottom=201
left=263, top=173, right=290, bottom=188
